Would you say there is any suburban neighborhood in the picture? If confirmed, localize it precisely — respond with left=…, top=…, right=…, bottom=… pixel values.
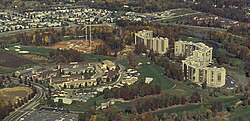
left=0, top=0, right=249, bottom=121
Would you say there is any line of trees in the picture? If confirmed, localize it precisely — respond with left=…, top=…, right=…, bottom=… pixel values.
left=17, top=28, right=62, bottom=46
left=103, top=80, right=161, bottom=100
left=0, top=85, right=36, bottom=120
left=49, top=49, right=82, bottom=63
left=130, top=101, right=223, bottom=121
left=134, top=91, right=201, bottom=114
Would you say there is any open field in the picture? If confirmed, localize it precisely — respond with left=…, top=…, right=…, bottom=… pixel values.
left=21, top=54, right=49, bottom=62
left=178, top=35, right=202, bottom=42
left=137, top=57, right=175, bottom=90
left=6, top=44, right=54, bottom=56
left=50, top=39, right=104, bottom=53
left=6, top=44, right=115, bottom=62
left=117, top=56, right=175, bottom=90
left=64, top=95, right=105, bottom=112
left=21, top=46, right=54, bottom=56
left=0, top=86, right=33, bottom=103
left=229, top=106, right=250, bottom=121
left=0, top=49, right=34, bottom=70
left=83, top=53, right=115, bottom=62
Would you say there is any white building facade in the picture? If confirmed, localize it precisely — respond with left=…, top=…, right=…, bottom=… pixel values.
left=175, top=41, right=226, bottom=87
left=135, top=30, right=169, bottom=54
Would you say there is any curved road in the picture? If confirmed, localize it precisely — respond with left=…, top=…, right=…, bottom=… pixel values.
left=109, top=63, right=125, bottom=86
left=3, top=83, right=47, bottom=121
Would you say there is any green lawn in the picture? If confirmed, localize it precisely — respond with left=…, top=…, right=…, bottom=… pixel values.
left=155, top=104, right=202, bottom=115
left=0, top=66, right=14, bottom=73
left=137, top=57, right=175, bottom=90
left=6, top=44, right=53, bottom=56
left=64, top=95, right=105, bottom=112
left=83, top=53, right=115, bottom=62
left=229, top=106, right=250, bottom=121
left=178, top=35, right=202, bottom=42
left=116, top=57, right=129, bottom=68
left=224, top=58, right=245, bottom=74
left=7, top=44, right=115, bottom=62
left=21, top=46, right=54, bottom=56
left=0, top=49, right=36, bottom=73
left=154, top=95, right=242, bottom=116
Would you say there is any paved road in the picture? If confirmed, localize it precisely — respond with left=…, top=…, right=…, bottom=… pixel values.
left=3, top=83, right=47, bottom=121
left=108, top=63, right=125, bottom=86
left=154, top=11, right=202, bottom=22
left=65, top=63, right=125, bottom=92
left=93, top=64, right=104, bottom=79
left=159, top=23, right=227, bottom=32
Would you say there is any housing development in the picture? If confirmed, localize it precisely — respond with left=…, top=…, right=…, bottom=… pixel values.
left=0, top=0, right=249, bottom=121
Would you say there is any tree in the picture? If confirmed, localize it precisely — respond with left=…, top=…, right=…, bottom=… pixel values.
left=121, top=86, right=129, bottom=100
left=127, top=52, right=137, bottom=69
left=19, top=78, right=23, bottom=84
left=164, top=97, right=170, bottom=108
left=24, top=77, right=28, bottom=85
left=154, top=84, right=161, bottom=94
left=134, top=43, right=147, bottom=55
left=61, top=26, right=66, bottom=36
left=78, top=84, right=82, bottom=88
left=28, top=81, right=32, bottom=87
left=202, top=81, right=207, bottom=89
left=211, top=101, right=223, bottom=114
left=181, top=96, right=186, bottom=105
left=216, top=49, right=226, bottom=65
left=113, top=88, right=121, bottom=99
left=57, top=99, right=63, bottom=108
left=135, top=102, right=143, bottom=114
left=78, top=113, right=87, bottom=121
left=48, top=84, right=51, bottom=100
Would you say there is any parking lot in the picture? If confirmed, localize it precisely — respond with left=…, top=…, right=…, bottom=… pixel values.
left=21, top=109, right=77, bottom=121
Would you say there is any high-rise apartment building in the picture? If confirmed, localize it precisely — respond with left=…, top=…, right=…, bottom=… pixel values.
left=135, top=30, right=169, bottom=54
left=175, top=41, right=226, bottom=87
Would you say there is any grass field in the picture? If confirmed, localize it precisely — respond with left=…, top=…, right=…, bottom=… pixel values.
left=6, top=44, right=54, bottom=56
left=64, top=95, right=105, bottom=112
left=178, top=35, right=202, bottom=42
left=229, top=106, right=250, bottom=121
left=137, top=57, right=175, bottom=90
left=21, top=46, right=54, bottom=56
left=7, top=44, right=115, bottom=61
left=117, top=56, right=204, bottom=95
left=155, top=103, right=202, bottom=115
left=0, top=49, right=34, bottom=73
left=83, top=53, right=115, bottom=62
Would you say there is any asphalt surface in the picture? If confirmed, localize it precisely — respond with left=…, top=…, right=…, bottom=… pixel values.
left=21, top=110, right=77, bottom=121
left=108, top=63, right=125, bottom=86
left=3, top=83, right=47, bottom=121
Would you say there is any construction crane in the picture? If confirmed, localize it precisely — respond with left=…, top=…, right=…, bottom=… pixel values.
left=82, top=23, right=114, bottom=49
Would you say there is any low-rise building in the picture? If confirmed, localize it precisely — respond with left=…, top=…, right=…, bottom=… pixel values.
left=99, top=60, right=116, bottom=72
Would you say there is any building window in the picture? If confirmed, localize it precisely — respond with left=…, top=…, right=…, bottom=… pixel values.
left=218, top=73, right=221, bottom=81
left=161, top=40, right=164, bottom=52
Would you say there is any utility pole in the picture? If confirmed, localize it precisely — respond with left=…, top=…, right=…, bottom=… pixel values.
left=83, top=23, right=113, bottom=50
left=85, top=25, right=88, bottom=41
left=89, top=26, right=91, bottom=49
